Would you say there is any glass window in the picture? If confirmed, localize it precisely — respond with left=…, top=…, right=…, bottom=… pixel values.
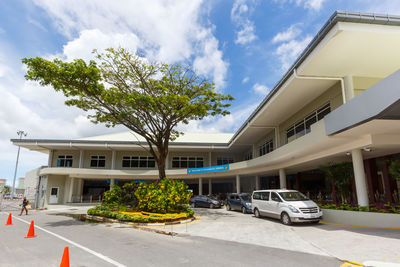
left=279, top=191, right=309, bottom=201
left=253, top=192, right=260, bottom=200
left=271, top=192, right=281, bottom=202
left=122, top=156, right=155, bottom=168
left=217, top=157, right=234, bottom=165
left=57, top=155, right=73, bottom=167
left=260, top=192, right=270, bottom=201
left=259, top=140, right=273, bottom=156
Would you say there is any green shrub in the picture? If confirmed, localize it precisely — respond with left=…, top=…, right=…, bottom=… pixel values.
left=135, top=178, right=192, bottom=213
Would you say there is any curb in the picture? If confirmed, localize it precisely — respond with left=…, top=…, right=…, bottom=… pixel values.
left=82, top=214, right=196, bottom=236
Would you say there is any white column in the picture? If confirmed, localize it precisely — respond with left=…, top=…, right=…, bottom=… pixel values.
left=344, top=75, right=354, bottom=102
left=68, top=177, right=75, bottom=203
left=208, top=179, right=212, bottom=195
left=111, top=150, right=116, bottom=170
left=255, top=175, right=260, bottom=190
left=199, top=178, right=203, bottom=195
left=236, top=175, right=241, bottom=193
left=351, top=149, right=369, bottom=207
left=279, top=169, right=287, bottom=189
left=252, top=144, right=257, bottom=158
left=48, top=150, right=53, bottom=167
left=110, top=178, right=115, bottom=190
left=275, top=126, right=280, bottom=148
left=79, top=150, right=84, bottom=168
left=208, top=152, right=212, bottom=166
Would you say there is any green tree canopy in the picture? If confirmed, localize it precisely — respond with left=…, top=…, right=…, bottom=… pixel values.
left=22, top=48, right=234, bottom=179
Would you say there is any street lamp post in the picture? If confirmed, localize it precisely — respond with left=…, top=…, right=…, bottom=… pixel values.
left=11, top=130, right=27, bottom=199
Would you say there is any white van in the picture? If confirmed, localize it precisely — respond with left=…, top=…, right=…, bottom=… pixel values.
left=252, top=189, right=322, bottom=225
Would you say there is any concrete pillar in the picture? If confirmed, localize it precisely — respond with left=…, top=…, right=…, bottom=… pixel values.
left=236, top=175, right=241, bottom=193
left=208, top=152, right=212, bottom=166
left=344, top=75, right=354, bottom=102
left=199, top=178, right=203, bottom=195
left=68, top=177, right=75, bottom=203
left=48, top=150, right=53, bottom=167
left=79, top=150, right=84, bottom=168
left=255, top=175, right=260, bottom=190
left=110, top=178, right=115, bottom=190
left=279, top=169, right=287, bottom=189
left=351, top=149, right=369, bottom=207
left=252, top=144, right=257, bottom=158
left=208, top=179, right=212, bottom=195
left=111, top=151, right=116, bottom=170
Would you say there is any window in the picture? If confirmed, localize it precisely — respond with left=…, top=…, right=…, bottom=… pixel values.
left=244, top=152, right=253, bottom=161
left=172, top=157, right=203, bottom=168
left=259, top=140, right=273, bottom=156
left=122, top=156, right=155, bottom=168
left=260, top=192, right=270, bottom=201
left=253, top=192, right=261, bottom=200
left=216, top=157, right=234, bottom=165
left=286, top=102, right=331, bottom=143
left=90, top=156, right=106, bottom=168
left=57, top=155, right=73, bottom=167
left=271, top=192, right=281, bottom=202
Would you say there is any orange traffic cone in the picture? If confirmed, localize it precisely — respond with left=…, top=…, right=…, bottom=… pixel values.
left=5, top=213, right=12, bottom=225
left=24, top=220, right=36, bottom=238
left=60, top=246, right=70, bottom=267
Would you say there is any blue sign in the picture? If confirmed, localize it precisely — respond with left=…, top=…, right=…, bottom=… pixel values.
left=187, top=164, right=229, bottom=174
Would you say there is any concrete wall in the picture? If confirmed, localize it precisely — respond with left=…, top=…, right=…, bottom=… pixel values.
left=24, top=167, right=41, bottom=206
left=322, top=209, right=400, bottom=228
left=279, top=82, right=343, bottom=145
left=46, top=175, right=66, bottom=205
left=353, top=76, right=382, bottom=96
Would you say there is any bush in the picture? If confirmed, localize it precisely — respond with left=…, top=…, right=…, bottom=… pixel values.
left=135, top=178, right=192, bottom=213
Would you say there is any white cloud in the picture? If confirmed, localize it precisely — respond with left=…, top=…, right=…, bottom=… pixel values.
left=231, top=0, right=257, bottom=45
left=357, top=0, right=400, bottom=15
left=252, top=83, right=270, bottom=95
left=272, top=25, right=302, bottom=43
left=32, top=0, right=228, bottom=88
left=275, top=36, right=312, bottom=71
left=242, top=77, right=249, bottom=83
left=27, top=17, right=48, bottom=32
left=274, top=0, right=325, bottom=11
left=0, top=27, right=5, bottom=34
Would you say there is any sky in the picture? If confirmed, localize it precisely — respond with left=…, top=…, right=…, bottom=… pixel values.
left=1, top=0, right=400, bottom=185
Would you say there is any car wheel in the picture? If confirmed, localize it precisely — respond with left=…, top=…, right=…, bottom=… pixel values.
left=226, top=204, right=231, bottom=211
left=242, top=207, right=246, bottom=214
left=254, top=208, right=260, bottom=218
left=191, top=202, right=196, bottom=208
left=281, top=212, right=292, bottom=225
left=311, top=220, right=320, bottom=224
left=209, top=203, right=214, bottom=209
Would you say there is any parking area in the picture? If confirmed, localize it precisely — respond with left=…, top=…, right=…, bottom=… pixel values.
left=148, top=207, right=400, bottom=264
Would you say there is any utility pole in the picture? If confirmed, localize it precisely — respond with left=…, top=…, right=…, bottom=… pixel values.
left=11, top=130, right=27, bottom=199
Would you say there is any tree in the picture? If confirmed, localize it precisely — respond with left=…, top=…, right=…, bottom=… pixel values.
left=320, top=162, right=354, bottom=203
left=1, top=185, right=11, bottom=194
left=22, top=48, right=234, bottom=179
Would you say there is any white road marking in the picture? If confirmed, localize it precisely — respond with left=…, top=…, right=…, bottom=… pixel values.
left=2, top=212, right=127, bottom=267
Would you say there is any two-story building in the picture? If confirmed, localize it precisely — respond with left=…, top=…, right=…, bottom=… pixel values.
left=14, top=11, right=400, bottom=208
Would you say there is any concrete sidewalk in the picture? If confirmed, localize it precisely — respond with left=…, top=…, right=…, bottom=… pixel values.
left=145, top=208, right=400, bottom=264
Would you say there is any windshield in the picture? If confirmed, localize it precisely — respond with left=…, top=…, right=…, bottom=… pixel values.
left=278, top=192, right=309, bottom=201
left=240, top=194, right=251, bottom=202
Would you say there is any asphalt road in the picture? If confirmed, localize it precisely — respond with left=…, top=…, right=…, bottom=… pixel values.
left=0, top=204, right=342, bottom=267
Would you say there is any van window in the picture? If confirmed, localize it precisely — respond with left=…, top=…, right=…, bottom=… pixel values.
left=260, top=192, right=270, bottom=201
left=253, top=192, right=261, bottom=200
left=271, top=192, right=282, bottom=202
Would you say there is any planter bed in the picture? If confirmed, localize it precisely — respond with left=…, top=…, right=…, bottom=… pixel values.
left=83, top=214, right=196, bottom=226
left=322, top=208, right=400, bottom=228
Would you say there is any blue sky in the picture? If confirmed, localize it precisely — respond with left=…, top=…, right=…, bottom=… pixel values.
left=1, top=0, right=400, bottom=185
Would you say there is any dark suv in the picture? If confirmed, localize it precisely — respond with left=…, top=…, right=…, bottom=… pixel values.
left=190, top=195, right=221, bottom=209
left=226, top=193, right=252, bottom=214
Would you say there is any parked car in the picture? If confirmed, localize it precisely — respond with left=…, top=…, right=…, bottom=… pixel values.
left=226, top=193, right=252, bottom=214
left=190, top=195, right=221, bottom=209
left=251, top=189, right=322, bottom=225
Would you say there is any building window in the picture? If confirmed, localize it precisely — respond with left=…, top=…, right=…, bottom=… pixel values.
left=259, top=140, right=273, bottom=156
left=216, top=157, right=234, bottom=165
left=122, top=156, right=155, bottom=168
left=244, top=152, right=253, bottom=161
left=286, top=102, right=331, bottom=143
left=172, top=157, right=203, bottom=168
left=57, top=155, right=73, bottom=167
left=90, top=156, right=106, bottom=168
